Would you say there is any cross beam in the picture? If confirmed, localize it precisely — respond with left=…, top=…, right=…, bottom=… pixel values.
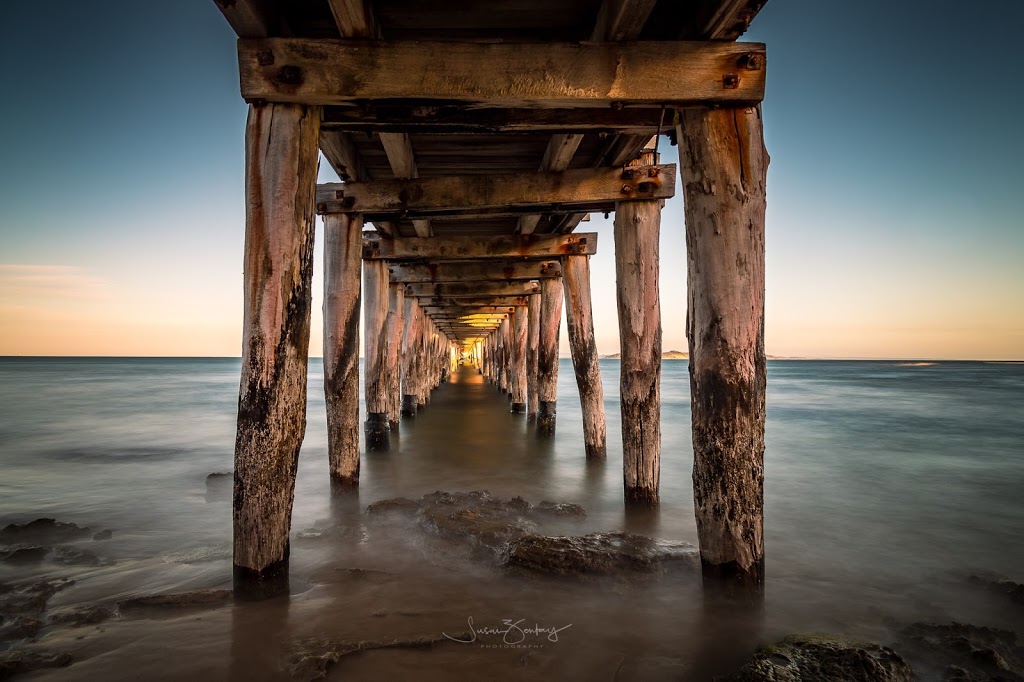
left=319, top=165, right=673, bottom=218
left=404, top=281, right=540, bottom=298
left=239, top=39, right=766, bottom=108
left=364, top=234, right=595, bottom=261
left=388, top=261, right=561, bottom=283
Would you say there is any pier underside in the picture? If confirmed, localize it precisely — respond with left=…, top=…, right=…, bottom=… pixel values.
left=217, top=0, right=769, bottom=596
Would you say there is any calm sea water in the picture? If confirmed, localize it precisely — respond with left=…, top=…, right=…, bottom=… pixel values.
left=1, top=357, right=1022, bottom=679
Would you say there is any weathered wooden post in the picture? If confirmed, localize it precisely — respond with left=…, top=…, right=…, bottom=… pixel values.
left=400, top=296, right=420, bottom=417
left=614, top=198, right=662, bottom=507
left=363, top=259, right=390, bottom=450
left=563, top=255, right=607, bottom=459
left=384, top=280, right=405, bottom=428
left=324, top=213, right=362, bottom=490
left=511, top=305, right=528, bottom=412
left=526, top=294, right=540, bottom=420
left=678, top=106, right=768, bottom=589
left=233, top=102, right=320, bottom=597
left=537, top=276, right=563, bottom=435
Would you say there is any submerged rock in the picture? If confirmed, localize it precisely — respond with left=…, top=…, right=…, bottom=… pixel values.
left=49, top=605, right=116, bottom=627
left=0, top=616, right=42, bottom=641
left=897, top=622, right=1024, bottom=681
left=535, top=501, right=586, bottom=518
left=0, top=649, right=72, bottom=677
left=92, top=530, right=112, bottom=541
left=722, top=634, right=912, bottom=682
left=117, top=589, right=232, bottom=613
left=502, top=532, right=698, bottom=578
left=284, top=633, right=469, bottom=680
left=0, top=546, right=48, bottom=565
left=0, top=519, right=92, bottom=545
left=51, top=546, right=100, bottom=567
left=0, top=579, right=75, bottom=616
left=967, top=572, right=1024, bottom=608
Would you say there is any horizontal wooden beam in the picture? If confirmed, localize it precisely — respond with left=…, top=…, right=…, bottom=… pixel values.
left=322, top=106, right=667, bottom=135
left=318, top=165, right=674, bottom=218
left=388, top=260, right=561, bottom=283
left=239, top=40, right=765, bottom=108
left=363, top=234, right=596, bottom=261
left=423, top=306, right=518, bottom=316
left=405, top=281, right=539, bottom=298
left=417, top=296, right=529, bottom=307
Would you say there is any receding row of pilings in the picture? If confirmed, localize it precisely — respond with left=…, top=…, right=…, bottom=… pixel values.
left=232, top=100, right=767, bottom=598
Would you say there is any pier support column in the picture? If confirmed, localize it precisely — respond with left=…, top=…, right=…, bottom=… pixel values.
left=363, top=259, right=390, bottom=451
left=324, top=213, right=362, bottom=490
left=678, top=106, right=768, bottom=589
left=563, top=255, right=607, bottom=460
left=385, top=280, right=404, bottom=429
left=233, top=102, right=320, bottom=597
left=614, top=199, right=662, bottom=508
left=401, top=297, right=421, bottom=417
left=537, top=276, right=563, bottom=435
left=511, top=305, right=528, bottom=412
left=526, top=294, right=540, bottom=420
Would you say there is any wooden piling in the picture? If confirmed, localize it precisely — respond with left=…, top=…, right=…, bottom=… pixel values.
left=511, top=305, right=528, bottom=412
left=537, top=276, right=563, bottom=435
left=400, top=296, right=421, bottom=417
left=526, top=294, right=540, bottom=420
left=323, top=213, right=362, bottom=490
left=385, top=281, right=404, bottom=428
left=563, top=255, right=607, bottom=459
left=678, top=106, right=768, bottom=589
left=363, top=259, right=390, bottom=450
left=614, top=199, right=662, bottom=508
left=233, top=102, right=319, bottom=597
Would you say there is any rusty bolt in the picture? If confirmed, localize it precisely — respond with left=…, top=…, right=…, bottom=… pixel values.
left=335, top=190, right=345, bottom=200
left=647, top=167, right=660, bottom=178
left=723, top=73, right=739, bottom=89
left=740, top=54, right=761, bottom=70
left=257, top=49, right=275, bottom=66
left=621, top=168, right=637, bottom=181
left=610, top=101, right=625, bottom=111
left=620, top=184, right=632, bottom=194
left=278, top=65, right=303, bottom=86
left=316, top=203, right=327, bottom=213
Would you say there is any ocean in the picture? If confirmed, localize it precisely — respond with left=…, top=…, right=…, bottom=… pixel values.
left=1, top=357, right=1022, bottom=679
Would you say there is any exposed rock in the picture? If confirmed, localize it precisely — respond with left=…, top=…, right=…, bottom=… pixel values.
left=535, top=501, right=586, bottom=518
left=92, top=530, right=112, bottom=541
left=117, top=589, right=232, bottom=613
left=502, top=532, right=698, bottom=578
left=0, top=579, right=75, bottom=616
left=284, top=633, right=469, bottom=680
left=0, top=546, right=48, bottom=565
left=49, top=606, right=116, bottom=627
left=0, top=649, right=73, bottom=678
left=51, top=546, right=100, bottom=567
left=0, top=616, right=42, bottom=641
left=897, top=622, right=1024, bottom=682
left=967, top=573, right=1024, bottom=608
left=722, top=634, right=912, bottom=682
left=0, top=519, right=92, bottom=545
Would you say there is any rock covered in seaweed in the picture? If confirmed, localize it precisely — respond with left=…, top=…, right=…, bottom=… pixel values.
left=502, top=531, right=698, bottom=577
left=0, top=519, right=92, bottom=545
left=722, top=633, right=912, bottom=681
left=896, top=622, right=1024, bottom=682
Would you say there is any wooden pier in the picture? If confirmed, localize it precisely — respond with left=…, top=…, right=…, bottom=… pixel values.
left=216, top=0, right=769, bottom=597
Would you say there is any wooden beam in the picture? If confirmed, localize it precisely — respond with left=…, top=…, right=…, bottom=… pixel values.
left=536, top=277, right=563, bottom=435
left=213, top=0, right=274, bottom=39
left=322, top=106, right=667, bottom=135
left=416, top=296, right=529, bottom=307
left=388, top=260, right=561, bottom=283
left=239, top=40, right=767, bottom=108
left=377, top=132, right=432, bottom=238
left=327, top=0, right=376, bottom=38
left=404, top=281, right=539, bottom=298
left=517, top=133, right=584, bottom=235
left=563, top=255, right=607, bottom=460
left=318, top=165, right=675, bottom=218
left=423, top=306, right=516, bottom=316
left=592, top=0, right=659, bottom=41
left=363, top=260, right=390, bottom=451
left=364, top=234, right=597, bottom=261
left=526, top=294, right=540, bottom=419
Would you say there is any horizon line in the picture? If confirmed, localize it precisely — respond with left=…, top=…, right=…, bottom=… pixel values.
left=1, top=355, right=1021, bottom=363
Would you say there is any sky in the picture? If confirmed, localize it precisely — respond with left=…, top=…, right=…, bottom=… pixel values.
left=0, top=1, right=1021, bottom=359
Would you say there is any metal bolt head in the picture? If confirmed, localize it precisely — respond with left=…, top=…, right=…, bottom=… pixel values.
left=723, top=73, right=739, bottom=89
left=256, top=49, right=274, bottom=66
left=621, top=184, right=632, bottom=194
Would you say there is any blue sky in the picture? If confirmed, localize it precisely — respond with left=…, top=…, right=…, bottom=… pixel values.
left=0, top=0, right=1021, bottom=358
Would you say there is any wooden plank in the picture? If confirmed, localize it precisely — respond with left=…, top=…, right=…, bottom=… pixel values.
left=404, top=281, right=539, bottom=298
left=239, top=39, right=767, bottom=108
left=213, top=0, right=274, bottom=39
left=234, top=102, right=320, bottom=596
left=517, top=133, right=584, bottom=235
left=423, top=305, right=516, bottom=315
left=614, top=199, right=662, bottom=508
left=536, top=277, right=563, bottom=435
left=679, top=105, right=767, bottom=590
left=563, top=255, right=607, bottom=460
left=327, top=0, right=377, bottom=38
left=415, top=296, right=529, bottom=307
left=318, top=165, right=674, bottom=217
left=388, top=260, right=561, bottom=283
left=323, top=213, right=362, bottom=490
left=592, top=0, right=659, bottom=41
left=364, top=233, right=597, bottom=261
left=321, top=106, right=667, bottom=134
left=379, top=132, right=418, bottom=178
